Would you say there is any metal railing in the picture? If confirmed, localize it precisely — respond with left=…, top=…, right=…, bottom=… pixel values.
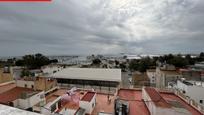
left=155, top=87, right=204, bottom=114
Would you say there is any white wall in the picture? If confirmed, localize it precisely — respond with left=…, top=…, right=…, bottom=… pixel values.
left=142, top=88, right=190, bottom=115
left=41, top=96, right=61, bottom=115
left=41, top=107, right=51, bottom=115
left=177, top=80, right=188, bottom=91
left=142, top=88, right=156, bottom=115
left=16, top=80, right=34, bottom=89
left=15, top=91, right=45, bottom=109
left=79, top=94, right=96, bottom=114
left=177, top=81, right=204, bottom=106
left=29, top=91, right=46, bottom=107
left=187, top=86, right=204, bottom=106
left=17, top=99, right=29, bottom=109
left=147, top=71, right=156, bottom=84
left=60, top=108, right=77, bottom=115
left=42, top=66, right=62, bottom=74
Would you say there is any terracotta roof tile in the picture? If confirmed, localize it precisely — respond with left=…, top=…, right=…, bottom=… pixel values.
left=81, top=92, right=96, bottom=102
left=0, top=83, right=16, bottom=94
left=144, top=87, right=171, bottom=108
left=0, top=87, right=37, bottom=104
left=118, top=89, right=150, bottom=115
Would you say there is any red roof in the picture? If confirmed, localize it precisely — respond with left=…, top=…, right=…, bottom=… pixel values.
left=118, top=88, right=203, bottom=115
left=81, top=92, right=96, bottom=102
left=0, top=83, right=16, bottom=94
left=144, top=87, right=171, bottom=108
left=0, top=87, right=37, bottom=104
left=118, top=89, right=150, bottom=115
left=160, top=93, right=203, bottom=115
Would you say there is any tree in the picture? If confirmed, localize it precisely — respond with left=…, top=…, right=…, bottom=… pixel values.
left=185, top=54, right=195, bottom=65
left=115, top=60, right=119, bottom=66
left=15, top=59, right=24, bottom=66
left=119, top=63, right=127, bottom=72
left=138, top=57, right=155, bottom=72
left=49, top=59, right=58, bottom=63
left=200, top=52, right=204, bottom=58
left=15, top=53, right=52, bottom=69
left=167, top=55, right=188, bottom=67
left=92, top=58, right=101, bottom=65
left=128, top=60, right=139, bottom=71
left=128, top=57, right=156, bottom=72
left=21, top=69, right=31, bottom=78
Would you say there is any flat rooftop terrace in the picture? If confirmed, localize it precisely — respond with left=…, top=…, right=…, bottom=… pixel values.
left=92, top=93, right=115, bottom=115
left=118, top=88, right=203, bottom=115
left=118, top=89, right=150, bottom=115
left=0, top=83, right=16, bottom=94
left=0, top=86, right=39, bottom=104
left=46, top=88, right=116, bottom=115
left=81, top=92, right=96, bottom=102
left=160, top=93, right=202, bottom=115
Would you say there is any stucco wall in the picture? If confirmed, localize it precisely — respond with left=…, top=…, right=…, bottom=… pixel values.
left=177, top=81, right=204, bottom=106
left=0, top=69, right=13, bottom=83
left=16, top=80, right=35, bottom=89
left=79, top=94, right=96, bottom=114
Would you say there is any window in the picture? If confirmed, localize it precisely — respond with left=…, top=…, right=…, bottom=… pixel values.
left=182, top=90, right=186, bottom=94
left=92, top=103, right=94, bottom=108
left=58, top=100, right=61, bottom=108
left=200, top=100, right=203, bottom=104
left=8, top=102, right=14, bottom=107
left=24, top=84, right=27, bottom=88
left=31, top=85, right=34, bottom=89
left=40, top=95, right=45, bottom=99
left=51, top=104, right=56, bottom=112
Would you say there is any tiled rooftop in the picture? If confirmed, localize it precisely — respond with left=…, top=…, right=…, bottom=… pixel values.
left=144, top=87, right=171, bottom=108
left=118, top=89, right=150, bottom=115
left=46, top=89, right=115, bottom=115
left=46, top=89, right=85, bottom=111
left=160, top=93, right=202, bottom=115
left=0, top=83, right=16, bottom=94
left=91, top=93, right=115, bottom=115
left=63, top=101, right=79, bottom=110
left=117, top=88, right=203, bottom=115
left=0, top=87, right=38, bottom=104
left=81, top=92, right=96, bottom=102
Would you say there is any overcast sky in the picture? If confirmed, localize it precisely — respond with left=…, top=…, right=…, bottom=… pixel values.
left=0, top=0, right=204, bottom=56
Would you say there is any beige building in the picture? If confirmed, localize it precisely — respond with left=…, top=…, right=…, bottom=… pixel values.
left=132, top=71, right=150, bottom=87
left=146, top=69, right=156, bottom=86
left=16, top=76, right=57, bottom=92
left=35, top=76, right=57, bottom=91
left=156, top=65, right=182, bottom=88
left=0, top=67, right=13, bottom=83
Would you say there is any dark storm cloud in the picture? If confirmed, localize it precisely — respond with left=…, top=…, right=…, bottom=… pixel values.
left=0, top=0, right=204, bottom=56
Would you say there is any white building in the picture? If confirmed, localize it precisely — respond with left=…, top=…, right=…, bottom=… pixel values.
left=41, top=65, right=63, bottom=75
left=156, top=65, right=182, bottom=88
left=176, top=79, right=204, bottom=106
left=41, top=96, right=62, bottom=115
left=42, top=91, right=96, bottom=115
left=146, top=69, right=156, bottom=86
left=79, top=92, right=96, bottom=114
left=0, top=87, right=46, bottom=110
left=52, top=68, right=121, bottom=82
left=51, top=68, right=121, bottom=92
left=0, top=104, right=42, bottom=115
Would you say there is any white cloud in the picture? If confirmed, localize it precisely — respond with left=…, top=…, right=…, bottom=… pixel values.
left=0, top=0, right=203, bottom=56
